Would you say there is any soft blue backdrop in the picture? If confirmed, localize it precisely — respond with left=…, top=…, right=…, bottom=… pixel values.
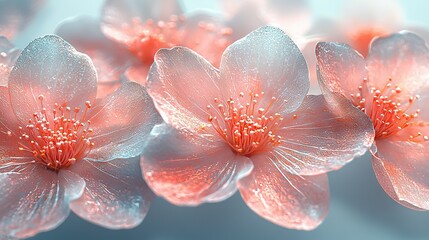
left=8, top=0, right=429, bottom=239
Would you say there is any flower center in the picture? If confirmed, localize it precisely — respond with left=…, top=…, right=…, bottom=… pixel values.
left=125, top=15, right=232, bottom=65
left=207, top=91, right=286, bottom=156
left=350, top=78, right=428, bottom=141
left=15, top=95, right=95, bottom=171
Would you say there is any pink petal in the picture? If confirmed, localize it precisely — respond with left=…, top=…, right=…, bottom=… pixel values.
left=316, top=42, right=367, bottom=99
left=176, top=13, right=232, bottom=68
left=219, top=26, right=309, bottom=114
left=147, top=47, right=221, bottom=133
left=367, top=32, right=429, bottom=96
left=69, top=157, right=153, bottom=229
left=238, top=155, right=329, bottom=230
left=0, top=37, right=20, bottom=86
left=372, top=139, right=429, bottom=210
left=141, top=124, right=253, bottom=206
left=0, top=0, right=45, bottom=39
left=87, top=82, right=161, bottom=161
left=0, top=86, right=30, bottom=159
left=0, top=163, right=85, bottom=238
left=101, top=0, right=182, bottom=44
left=8, top=35, right=97, bottom=124
left=275, top=95, right=374, bottom=175
left=55, top=16, right=133, bottom=98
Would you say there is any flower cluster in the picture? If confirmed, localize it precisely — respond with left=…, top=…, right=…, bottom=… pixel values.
left=0, top=0, right=428, bottom=239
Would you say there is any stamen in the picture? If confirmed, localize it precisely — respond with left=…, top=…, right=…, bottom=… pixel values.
left=12, top=96, right=95, bottom=171
left=207, top=91, right=291, bottom=156
left=351, top=77, right=426, bottom=140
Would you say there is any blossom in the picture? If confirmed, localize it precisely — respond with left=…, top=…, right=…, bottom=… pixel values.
left=55, top=0, right=233, bottom=97
left=0, top=0, right=45, bottom=40
left=0, top=35, right=161, bottom=238
left=316, top=32, right=429, bottom=210
left=141, top=26, right=374, bottom=230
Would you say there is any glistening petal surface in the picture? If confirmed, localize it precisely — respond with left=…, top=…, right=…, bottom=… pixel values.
left=238, top=155, right=329, bottom=230
left=8, top=35, right=97, bottom=124
left=141, top=124, right=253, bottom=206
left=70, top=157, right=153, bottom=229
left=219, top=26, right=309, bottom=114
left=87, top=82, right=161, bottom=161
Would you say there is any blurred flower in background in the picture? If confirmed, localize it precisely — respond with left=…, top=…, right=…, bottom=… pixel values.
left=0, top=0, right=45, bottom=40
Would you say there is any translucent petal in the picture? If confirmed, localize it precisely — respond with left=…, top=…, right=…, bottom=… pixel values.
left=276, top=95, right=374, bottom=175
left=367, top=32, right=429, bottom=96
left=316, top=42, right=367, bottom=99
left=87, top=82, right=161, bottom=161
left=238, top=155, right=329, bottom=230
left=70, top=157, right=153, bottom=229
left=372, top=139, right=429, bottom=210
left=219, top=26, right=309, bottom=114
left=0, top=164, right=85, bottom=238
left=141, top=124, right=253, bottom=206
left=8, top=35, right=97, bottom=124
left=147, top=47, right=220, bottom=134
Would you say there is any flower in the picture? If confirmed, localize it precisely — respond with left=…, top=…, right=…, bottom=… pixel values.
left=55, top=0, right=234, bottom=97
left=141, top=26, right=374, bottom=230
left=0, top=0, right=45, bottom=40
left=316, top=32, right=429, bottom=210
left=0, top=35, right=161, bottom=238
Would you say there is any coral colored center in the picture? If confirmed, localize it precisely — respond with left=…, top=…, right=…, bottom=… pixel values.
left=207, top=91, right=284, bottom=156
left=349, top=28, right=386, bottom=57
left=125, top=15, right=233, bottom=65
left=15, top=95, right=95, bottom=171
left=350, top=78, right=428, bottom=141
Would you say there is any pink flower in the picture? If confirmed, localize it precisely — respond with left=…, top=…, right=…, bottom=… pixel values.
left=316, top=32, right=429, bottom=210
left=141, top=26, right=374, bottom=230
left=0, top=0, right=45, bottom=40
left=55, top=0, right=233, bottom=97
left=0, top=35, right=161, bottom=238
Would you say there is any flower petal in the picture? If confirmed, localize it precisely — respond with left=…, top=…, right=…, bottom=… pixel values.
left=176, top=13, right=232, bottom=68
left=0, top=163, right=85, bottom=238
left=0, top=86, right=30, bottom=159
left=367, top=32, right=429, bottom=96
left=0, top=37, right=20, bottom=86
left=372, top=139, right=429, bottom=210
left=147, top=47, right=221, bottom=133
left=141, top=124, right=253, bottom=206
left=219, top=26, right=309, bottom=114
left=0, top=0, right=45, bottom=39
left=69, top=157, right=153, bottom=229
left=55, top=16, right=132, bottom=98
left=8, top=35, right=97, bottom=124
left=238, top=155, right=329, bottom=230
left=101, top=0, right=182, bottom=44
left=275, top=95, right=374, bottom=175
left=316, top=42, right=367, bottom=99
left=87, top=81, right=161, bottom=161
